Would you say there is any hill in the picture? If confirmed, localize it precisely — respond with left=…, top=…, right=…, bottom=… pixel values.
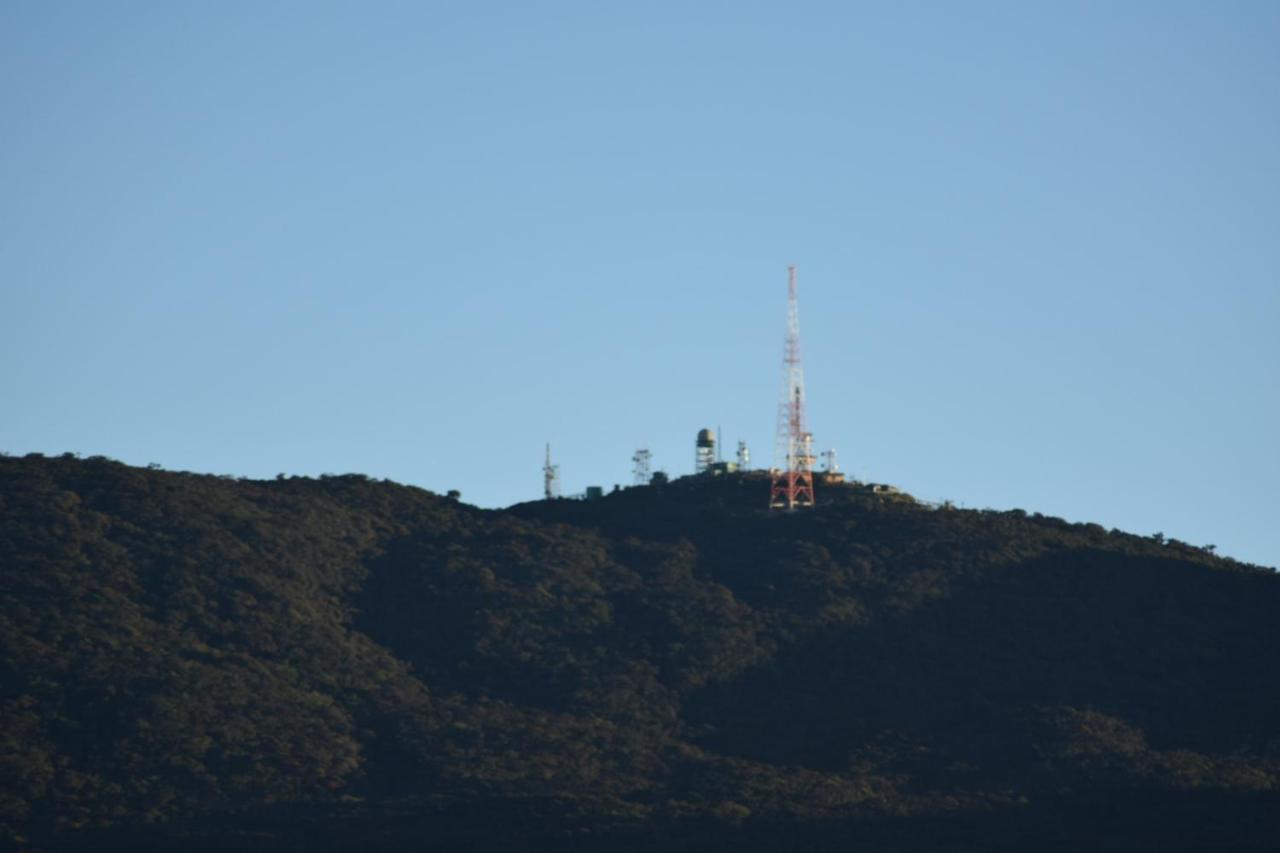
left=1, top=453, right=1277, bottom=851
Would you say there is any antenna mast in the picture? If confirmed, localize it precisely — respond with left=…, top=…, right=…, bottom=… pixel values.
left=543, top=443, right=560, bottom=499
left=770, top=266, right=816, bottom=510
left=632, top=448, right=652, bottom=485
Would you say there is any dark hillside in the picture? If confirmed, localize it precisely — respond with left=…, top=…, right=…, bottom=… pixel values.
left=1, top=454, right=1277, bottom=851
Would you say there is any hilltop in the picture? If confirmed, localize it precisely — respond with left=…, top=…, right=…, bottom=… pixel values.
left=1, top=453, right=1277, bottom=851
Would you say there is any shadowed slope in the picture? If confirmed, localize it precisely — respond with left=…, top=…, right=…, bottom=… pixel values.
left=1, top=454, right=1276, bottom=850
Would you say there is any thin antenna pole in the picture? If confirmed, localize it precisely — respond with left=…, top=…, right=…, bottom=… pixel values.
left=543, top=443, right=560, bottom=499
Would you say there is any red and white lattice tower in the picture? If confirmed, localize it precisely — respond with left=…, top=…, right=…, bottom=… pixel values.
left=769, top=266, right=816, bottom=510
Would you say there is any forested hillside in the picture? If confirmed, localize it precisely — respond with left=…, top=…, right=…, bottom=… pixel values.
left=2, top=454, right=1277, bottom=851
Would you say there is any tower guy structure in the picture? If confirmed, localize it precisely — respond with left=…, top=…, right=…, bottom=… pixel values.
left=770, top=266, right=816, bottom=510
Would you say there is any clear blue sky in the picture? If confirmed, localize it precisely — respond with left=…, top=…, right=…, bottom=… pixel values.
left=3, top=2, right=1277, bottom=567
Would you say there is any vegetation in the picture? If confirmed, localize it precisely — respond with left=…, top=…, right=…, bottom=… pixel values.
left=1, top=454, right=1277, bottom=851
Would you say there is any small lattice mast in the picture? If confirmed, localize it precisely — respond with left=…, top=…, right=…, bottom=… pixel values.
left=543, top=443, right=560, bottom=499
left=770, top=266, right=816, bottom=510
left=632, top=448, right=652, bottom=486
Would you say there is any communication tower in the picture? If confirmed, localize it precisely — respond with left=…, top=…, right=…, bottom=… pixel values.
left=769, top=266, right=816, bottom=510
left=819, top=448, right=846, bottom=484
left=695, top=428, right=716, bottom=474
left=737, top=440, right=750, bottom=470
left=632, top=448, right=652, bottom=486
left=543, top=443, right=560, bottom=499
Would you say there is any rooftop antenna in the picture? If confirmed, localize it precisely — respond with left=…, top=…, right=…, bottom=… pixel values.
left=543, top=443, right=560, bottom=499
left=632, top=448, right=652, bottom=486
left=769, top=266, right=816, bottom=510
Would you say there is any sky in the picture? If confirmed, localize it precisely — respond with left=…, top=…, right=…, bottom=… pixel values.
left=2, top=2, right=1277, bottom=567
